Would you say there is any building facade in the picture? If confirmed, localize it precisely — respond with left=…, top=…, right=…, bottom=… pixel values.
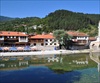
left=0, top=31, right=28, bottom=46
left=67, top=31, right=89, bottom=45
left=29, top=34, right=59, bottom=50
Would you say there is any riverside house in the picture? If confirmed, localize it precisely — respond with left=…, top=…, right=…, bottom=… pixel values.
left=0, top=31, right=92, bottom=50
left=0, top=31, right=28, bottom=46
left=67, top=31, right=89, bottom=49
left=29, top=33, right=59, bottom=50
left=67, top=31, right=89, bottom=45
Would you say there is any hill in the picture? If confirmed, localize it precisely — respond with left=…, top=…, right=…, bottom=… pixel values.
left=0, top=16, right=15, bottom=21
left=42, top=10, right=100, bottom=36
left=0, top=10, right=100, bottom=36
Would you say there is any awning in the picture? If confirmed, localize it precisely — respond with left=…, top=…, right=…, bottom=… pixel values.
left=3, top=47, right=9, bottom=50
left=24, top=46, right=31, bottom=51
left=17, top=47, right=24, bottom=50
left=9, top=46, right=17, bottom=51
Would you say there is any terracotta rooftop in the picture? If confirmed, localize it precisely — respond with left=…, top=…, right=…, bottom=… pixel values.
left=67, top=31, right=88, bottom=37
left=30, top=34, right=55, bottom=39
left=0, top=31, right=28, bottom=36
left=89, top=37, right=96, bottom=41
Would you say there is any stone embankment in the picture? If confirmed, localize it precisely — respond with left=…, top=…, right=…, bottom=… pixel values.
left=0, top=49, right=90, bottom=56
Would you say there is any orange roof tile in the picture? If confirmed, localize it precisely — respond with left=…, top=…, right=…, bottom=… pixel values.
left=67, top=31, right=88, bottom=37
left=30, top=34, right=55, bottom=39
left=89, top=37, right=96, bottom=41
left=0, top=31, right=28, bottom=36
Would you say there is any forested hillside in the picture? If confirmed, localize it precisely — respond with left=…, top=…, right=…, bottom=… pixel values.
left=0, top=10, right=100, bottom=36
left=0, top=16, right=15, bottom=21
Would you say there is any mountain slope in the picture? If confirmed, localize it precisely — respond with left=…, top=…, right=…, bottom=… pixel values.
left=0, top=9, right=100, bottom=36
left=0, top=16, right=15, bottom=21
left=43, top=10, right=99, bottom=30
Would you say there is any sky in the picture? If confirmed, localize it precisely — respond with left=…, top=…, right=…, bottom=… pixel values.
left=0, top=0, right=100, bottom=18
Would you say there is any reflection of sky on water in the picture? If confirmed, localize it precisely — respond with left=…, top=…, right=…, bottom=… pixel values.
left=0, top=66, right=100, bottom=83
left=75, top=68, right=100, bottom=83
left=0, top=53, right=100, bottom=83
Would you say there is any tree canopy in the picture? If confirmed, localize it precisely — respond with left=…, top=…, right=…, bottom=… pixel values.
left=0, top=9, right=100, bottom=36
left=53, top=30, right=72, bottom=49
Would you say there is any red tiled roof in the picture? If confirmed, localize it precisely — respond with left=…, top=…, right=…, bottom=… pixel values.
left=0, top=31, right=28, bottom=36
left=89, top=37, right=96, bottom=41
left=67, top=31, right=88, bottom=37
left=30, top=34, right=55, bottom=39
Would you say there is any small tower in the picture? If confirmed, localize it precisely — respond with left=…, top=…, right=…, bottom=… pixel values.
left=97, top=21, right=100, bottom=41
left=89, top=21, right=100, bottom=51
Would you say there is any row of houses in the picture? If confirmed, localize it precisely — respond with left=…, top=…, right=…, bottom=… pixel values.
left=0, top=31, right=96, bottom=50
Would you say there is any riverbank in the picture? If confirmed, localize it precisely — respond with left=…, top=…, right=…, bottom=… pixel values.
left=0, top=49, right=90, bottom=56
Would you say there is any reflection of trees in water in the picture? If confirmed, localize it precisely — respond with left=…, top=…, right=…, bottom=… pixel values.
left=48, top=54, right=97, bottom=73
left=51, top=70, right=81, bottom=83
left=0, top=54, right=97, bottom=71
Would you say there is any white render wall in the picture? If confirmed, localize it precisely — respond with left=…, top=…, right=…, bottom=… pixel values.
left=44, top=39, right=59, bottom=46
left=18, top=37, right=28, bottom=42
left=97, top=21, right=100, bottom=41
left=76, top=36, right=89, bottom=40
left=0, top=36, right=4, bottom=40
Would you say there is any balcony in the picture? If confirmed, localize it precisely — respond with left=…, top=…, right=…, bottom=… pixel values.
left=29, top=39, right=44, bottom=43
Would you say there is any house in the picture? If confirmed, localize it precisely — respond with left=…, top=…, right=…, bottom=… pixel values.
left=67, top=31, right=89, bottom=46
left=89, top=37, right=96, bottom=42
left=29, top=33, right=59, bottom=50
left=0, top=31, right=28, bottom=46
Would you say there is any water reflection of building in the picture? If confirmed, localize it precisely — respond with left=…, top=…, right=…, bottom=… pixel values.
left=72, top=59, right=88, bottom=65
left=47, top=57, right=59, bottom=62
left=0, top=54, right=63, bottom=70
left=19, top=61, right=28, bottom=66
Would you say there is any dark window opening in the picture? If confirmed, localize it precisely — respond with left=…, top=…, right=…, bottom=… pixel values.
left=34, top=43, right=36, bottom=46
left=41, top=43, right=44, bottom=46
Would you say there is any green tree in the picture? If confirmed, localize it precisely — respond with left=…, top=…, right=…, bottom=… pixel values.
left=53, top=30, right=72, bottom=49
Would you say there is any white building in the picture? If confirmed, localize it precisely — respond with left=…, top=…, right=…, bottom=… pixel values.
left=29, top=34, right=59, bottom=50
left=67, top=31, right=89, bottom=45
left=0, top=31, right=28, bottom=46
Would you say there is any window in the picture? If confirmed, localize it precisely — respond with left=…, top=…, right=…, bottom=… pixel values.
left=20, top=36, right=26, bottom=40
left=34, top=43, right=36, bottom=46
left=54, top=43, right=56, bottom=45
left=50, top=39, right=52, bottom=41
left=14, top=36, right=16, bottom=38
left=50, top=43, right=52, bottom=45
left=45, top=43, right=48, bottom=45
left=45, top=39, right=48, bottom=42
left=0, top=36, right=2, bottom=38
left=41, top=43, right=44, bottom=46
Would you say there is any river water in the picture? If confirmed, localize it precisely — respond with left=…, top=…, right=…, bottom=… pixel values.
left=0, top=53, right=100, bottom=83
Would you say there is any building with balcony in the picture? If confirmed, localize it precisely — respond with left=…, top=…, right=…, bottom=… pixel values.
left=0, top=31, right=28, bottom=46
left=29, top=34, right=59, bottom=50
left=67, top=31, right=89, bottom=46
